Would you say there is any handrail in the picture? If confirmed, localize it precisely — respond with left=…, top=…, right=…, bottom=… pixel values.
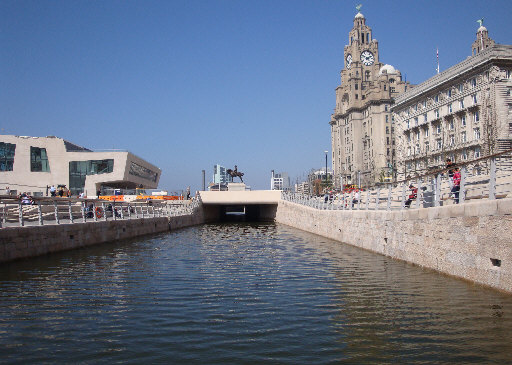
left=0, top=196, right=202, bottom=228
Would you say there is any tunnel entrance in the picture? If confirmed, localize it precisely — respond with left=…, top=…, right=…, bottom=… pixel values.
left=203, top=204, right=277, bottom=223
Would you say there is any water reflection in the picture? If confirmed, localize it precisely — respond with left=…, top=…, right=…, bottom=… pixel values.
left=0, top=223, right=511, bottom=363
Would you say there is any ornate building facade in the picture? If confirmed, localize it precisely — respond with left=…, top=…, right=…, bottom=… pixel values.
left=330, top=9, right=410, bottom=187
left=393, top=25, right=512, bottom=180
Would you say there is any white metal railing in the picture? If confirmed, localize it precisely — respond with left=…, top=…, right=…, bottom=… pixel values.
left=282, top=152, right=512, bottom=212
left=0, top=196, right=201, bottom=228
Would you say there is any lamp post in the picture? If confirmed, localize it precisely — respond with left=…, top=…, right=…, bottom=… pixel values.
left=324, top=150, right=328, bottom=188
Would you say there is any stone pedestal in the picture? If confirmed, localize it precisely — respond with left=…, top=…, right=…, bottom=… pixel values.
left=228, top=183, right=246, bottom=191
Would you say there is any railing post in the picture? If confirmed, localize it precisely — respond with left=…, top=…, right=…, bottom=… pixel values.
left=401, top=183, right=406, bottom=210
left=366, top=189, right=370, bottom=210
left=81, top=202, right=86, bottom=223
left=142, top=204, right=145, bottom=219
left=93, top=202, right=98, bottom=222
left=3, top=202, right=6, bottom=225
left=120, top=203, right=125, bottom=219
left=434, top=173, right=441, bottom=207
left=54, top=201, right=60, bottom=224
left=18, top=203, right=24, bottom=227
left=416, top=180, right=422, bottom=209
left=376, top=188, right=381, bottom=210
left=349, top=192, right=353, bottom=210
left=489, top=157, right=496, bottom=200
left=386, top=185, right=391, bottom=211
left=460, top=167, right=466, bottom=204
left=152, top=206, right=156, bottom=217
left=38, top=202, right=44, bottom=226
left=68, top=201, right=74, bottom=223
left=102, top=202, right=107, bottom=221
left=113, top=201, right=117, bottom=221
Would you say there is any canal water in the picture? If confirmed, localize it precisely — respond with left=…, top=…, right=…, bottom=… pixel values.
left=1, top=223, right=512, bottom=364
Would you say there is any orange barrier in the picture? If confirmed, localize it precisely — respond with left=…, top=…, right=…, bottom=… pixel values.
left=98, top=195, right=125, bottom=202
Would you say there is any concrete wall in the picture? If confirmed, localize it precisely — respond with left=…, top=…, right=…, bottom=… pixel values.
left=275, top=198, right=512, bottom=293
left=0, top=209, right=204, bottom=262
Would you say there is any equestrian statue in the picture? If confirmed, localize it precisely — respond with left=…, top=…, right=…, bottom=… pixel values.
left=226, top=165, right=244, bottom=183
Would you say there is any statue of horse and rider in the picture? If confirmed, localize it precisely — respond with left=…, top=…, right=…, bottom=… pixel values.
left=226, top=165, right=244, bottom=183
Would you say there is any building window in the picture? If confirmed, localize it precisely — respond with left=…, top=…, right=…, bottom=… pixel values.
left=474, top=128, right=480, bottom=140
left=69, top=159, right=115, bottom=194
left=425, top=142, right=429, bottom=152
left=390, top=87, right=395, bottom=93
left=450, top=135, right=455, bottom=146
left=406, top=120, right=410, bottom=129
left=461, top=115, right=466, bottom=126
left=458, top=84, right=463, bottom=93
left=460, top=99, right=464, bottom=109
left=448, top=103, right=452, bottom=113
left=30, top=147, right=50, bottom=172
left=129, top=161, right=158, bottom=182
left=475, top=146, right=481, bottom=158
left=414, top=117, right=418, bottom=126
left=407, top=147, right=411, bottom=156
left=436, top=124, right=441, bottom=134
left=386, top=126, right=390, bottom=134
left=0, top=142, right=16, bottom=172
left=461, top=131, right=467, bottom=143
left=449, top=120, right=454, bottom=130
left=424, top=128, right=429, bottom=137
left=423, top=113, right=427, bottom=122
left=407, top=133, right=411, bottom=142
left=472, top=94, right=478, bottom=104
left=435, top=109, right=440, bottom=118
left=462, top=149, right=468, bottom=160
left=437, top=139, right=442, bottom=150
left=471, top=78, right=477, bottom=88
left=385, top=105, right=388, bottom=111
left=448, top=89, right=452, bottom=97
left=416, top=131, right=420, bottom=141
left=474, top=111, right=480, bottom=122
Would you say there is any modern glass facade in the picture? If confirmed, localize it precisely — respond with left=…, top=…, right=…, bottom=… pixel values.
left=30, top=147, right=50, bottom=172
left=129, top=161, right=158, bottom=182
left=69, top=159, right=114, bottom=194
left=0, top=142, right=16, bottom=171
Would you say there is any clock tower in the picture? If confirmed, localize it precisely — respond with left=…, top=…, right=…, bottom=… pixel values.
left=330, top=7, right=410, bottom=187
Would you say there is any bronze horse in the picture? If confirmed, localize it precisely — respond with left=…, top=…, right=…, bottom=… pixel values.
left=226, top=165, right=244, bottom=183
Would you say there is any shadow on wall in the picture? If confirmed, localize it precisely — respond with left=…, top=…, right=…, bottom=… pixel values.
left=202, top=204, right=278, bottom=223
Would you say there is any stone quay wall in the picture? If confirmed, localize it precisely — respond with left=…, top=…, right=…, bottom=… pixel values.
left=0, top=210, right=204, bottom=263
left=275, top=198, right=512, bottom=293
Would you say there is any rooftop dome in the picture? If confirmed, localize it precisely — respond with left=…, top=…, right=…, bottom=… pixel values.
left=478, top=25, right=487, bottom=32
left=379, top=64, right=397, bottom=75
left=355, top=12, right=364, bottom=19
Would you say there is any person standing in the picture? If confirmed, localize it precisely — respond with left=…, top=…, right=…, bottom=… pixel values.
left=50, top=185, right=56, bottom=197
left=5, top=186, right=10, bottom=196
left=452, top=167, right=461, bottom=204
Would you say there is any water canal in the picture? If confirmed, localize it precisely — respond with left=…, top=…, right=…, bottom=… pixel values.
left=1, top=223, right=512, bottom=364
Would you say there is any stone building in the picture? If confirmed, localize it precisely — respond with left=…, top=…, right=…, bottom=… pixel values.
left=393, top=24, right=512, bottom=180
left=330, top=8, right=410, bottom=188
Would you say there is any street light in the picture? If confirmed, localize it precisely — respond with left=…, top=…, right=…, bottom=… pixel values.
left=324, top=150, right=328, bottom=186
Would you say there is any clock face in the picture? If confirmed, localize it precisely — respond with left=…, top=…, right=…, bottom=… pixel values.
left=360, top=50, right=375, bottom=66
left=346, top=54, right=352, bottom=69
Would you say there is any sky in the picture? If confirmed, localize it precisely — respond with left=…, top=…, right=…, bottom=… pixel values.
left=2, top=0, right=512, bottom=193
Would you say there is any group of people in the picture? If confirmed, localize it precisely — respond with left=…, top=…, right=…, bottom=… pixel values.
left=405, top=158, right=461, bottom=208
left=49, top=185, right=71, bottom=198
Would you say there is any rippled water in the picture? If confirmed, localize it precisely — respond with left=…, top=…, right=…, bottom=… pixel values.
left=1, top=223, right=512, bottom=364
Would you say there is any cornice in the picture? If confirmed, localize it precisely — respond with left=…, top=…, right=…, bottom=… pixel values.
left=393, top=45, right=512, bottom=108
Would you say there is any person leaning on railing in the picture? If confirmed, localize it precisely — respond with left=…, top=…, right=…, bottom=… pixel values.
left=451, top=167, right=461, bottom=204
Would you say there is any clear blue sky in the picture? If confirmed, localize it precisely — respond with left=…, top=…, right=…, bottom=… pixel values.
left=2, top=0, right=511, bottom=192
